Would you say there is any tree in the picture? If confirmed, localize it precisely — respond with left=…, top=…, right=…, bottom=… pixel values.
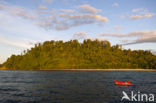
left=2, top=39, right=156, bottom=70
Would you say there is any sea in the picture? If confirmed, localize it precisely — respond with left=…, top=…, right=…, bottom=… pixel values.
left=0, top=70, right=156, bottom=103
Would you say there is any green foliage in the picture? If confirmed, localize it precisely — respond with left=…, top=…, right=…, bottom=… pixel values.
left=3, top=39, right=156, bottom=70
left=0, top=64, right=2, bottom=68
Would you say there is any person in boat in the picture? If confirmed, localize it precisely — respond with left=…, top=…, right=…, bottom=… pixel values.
left=114, top=80, right=133, bottom=85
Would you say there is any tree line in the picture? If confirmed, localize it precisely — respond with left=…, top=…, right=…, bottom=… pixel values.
left=2, top=39, right=156, bottom=70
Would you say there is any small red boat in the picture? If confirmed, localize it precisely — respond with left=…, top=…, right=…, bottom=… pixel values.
left=114, top=80, right=133, bottom=85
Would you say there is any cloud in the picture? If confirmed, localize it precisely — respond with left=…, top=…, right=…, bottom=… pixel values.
left=73, top=32, right=87, bottom=39
left=130, top=8, right=156, bottom=20
left=59, top=9, right=76, bottom=13
left=112, top=3, right=119, bottom=7
left=100, top=31, right=148, bottom=37
left=0, top=3, right=108, bottom=31
left=37, top=5, right=48, bottom=10
left=133, top=31, right=156, bottom=43
left=130, top=14, right=156, bottom=20
left=132, top=8, right=147, bottom=13
left=120, top=8, right=156, bottom=20
left=78, top=4, right=101, bottom=14
left=0, top=3, right=36, bottom=20
left=36, top=12, right=108, bottom=31
left=59, top=14, right=108, bottom=22
left=100, top=30, right=156, bottom=44
left=89, top=38, right=107, bottom=41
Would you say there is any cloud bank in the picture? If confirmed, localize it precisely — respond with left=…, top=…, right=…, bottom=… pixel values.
left=100, top=30, right=156, bottom=44
left=0, top=3, right=108, bottom=31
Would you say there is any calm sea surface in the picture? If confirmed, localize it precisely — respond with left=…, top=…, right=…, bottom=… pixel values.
left=0, top=70, right=156, bottom=103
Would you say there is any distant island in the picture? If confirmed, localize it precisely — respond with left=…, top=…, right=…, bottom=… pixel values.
left=0, top=39, right=156, bottom=70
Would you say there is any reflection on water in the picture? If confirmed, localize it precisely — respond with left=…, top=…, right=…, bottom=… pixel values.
left=0, top=70, right=156, bottom=103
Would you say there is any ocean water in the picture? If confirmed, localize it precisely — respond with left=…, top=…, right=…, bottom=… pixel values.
left=0, top=70, right=156, bottom=103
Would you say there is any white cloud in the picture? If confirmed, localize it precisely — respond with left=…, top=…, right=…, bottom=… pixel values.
left=59, top=9, right=76, bottom=13
left=0, top=3, right=108, bottom=31
left=112, top=3, right=119, bottom=7
left=130, top=8, right=156, bottom=20
left=100, top=30, right=156, bottom=44
left=78, top=4, right=101, bottom=14
left=89, top=38, right=107, bottom=41
left=36, top=10, right=108, bottom=31
left=100, top=31, right=148, bottom=37
left=130, top=14, right=156, bottom=20
left=134, top=31, right=156, bottom=43
left=0, top=3, right=36, bottom=20
left=59, top=14, right=108, bottom=22
left=120, top=8, right=156, bottom=20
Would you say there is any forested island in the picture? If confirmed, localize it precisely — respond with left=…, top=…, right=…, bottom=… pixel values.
left=1, top=39, right=156, bottom=70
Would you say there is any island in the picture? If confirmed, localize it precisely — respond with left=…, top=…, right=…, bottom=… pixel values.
left=0, top=39, right=156, bottom=70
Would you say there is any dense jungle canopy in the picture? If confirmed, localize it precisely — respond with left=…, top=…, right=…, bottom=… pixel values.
left=2, top=39, right=156, bottom=70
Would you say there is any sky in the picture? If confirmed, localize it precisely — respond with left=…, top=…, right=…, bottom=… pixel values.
left=0, top=0, right=156, bottom=63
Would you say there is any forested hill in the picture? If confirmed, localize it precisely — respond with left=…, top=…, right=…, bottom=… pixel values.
left=2, top=39, right=156, bottom=70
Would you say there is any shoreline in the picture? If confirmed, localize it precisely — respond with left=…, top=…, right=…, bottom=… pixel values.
left=39, top=69, right=156, bottom=71
left=50, top=69, right=156, bottom=71
left=0, top=67, right=156, bottom=71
